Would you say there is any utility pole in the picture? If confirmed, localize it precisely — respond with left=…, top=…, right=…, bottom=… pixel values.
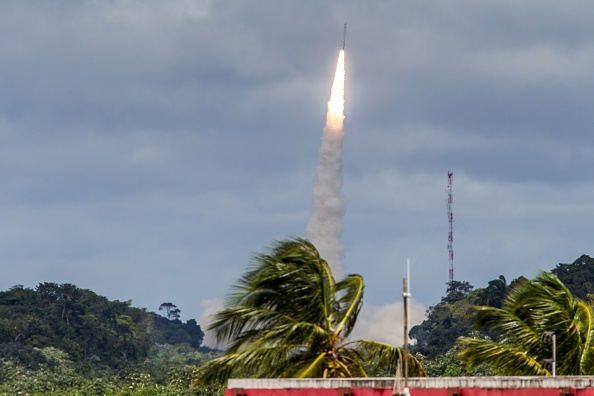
left=394, top=260, right=411, bottom=396
left=447, top=171, right=454, bottom=282
left=402, top=258, right=411, bottom=394
left=403, top=276, right=409, bottom=390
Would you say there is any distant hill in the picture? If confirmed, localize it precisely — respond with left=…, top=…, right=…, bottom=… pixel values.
left=0, top=282, right=205, bottom=369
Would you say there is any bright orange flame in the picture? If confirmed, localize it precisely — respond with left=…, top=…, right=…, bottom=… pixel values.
left=327, top=50, right=345, bottom=125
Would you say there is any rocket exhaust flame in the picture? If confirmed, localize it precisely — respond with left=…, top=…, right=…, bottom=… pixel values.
left=307, top=49, right=346, bottom=278
left=328, top=50, right=345, bottom=121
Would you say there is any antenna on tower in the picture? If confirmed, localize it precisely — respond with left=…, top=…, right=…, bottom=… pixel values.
left=447, top=171, right=454, bottom=282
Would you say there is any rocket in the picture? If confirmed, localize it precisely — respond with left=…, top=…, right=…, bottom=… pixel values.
left=342, top=23, right=347, bottom=50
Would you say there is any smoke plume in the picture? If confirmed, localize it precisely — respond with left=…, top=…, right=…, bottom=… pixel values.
left=307, top=50, right=346, bottom=279
left=350, top=298, right=426, bottom=346
left=197, top=297, right=224, bottom=349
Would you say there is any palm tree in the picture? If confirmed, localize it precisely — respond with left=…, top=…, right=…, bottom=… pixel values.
left=195, top=238, right=424, bottom=383
left=459, top=271, right=594, bottom=375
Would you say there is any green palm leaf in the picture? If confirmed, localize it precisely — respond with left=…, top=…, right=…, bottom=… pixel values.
left=458, top=337, right=547, bottom=375
left=352, top=339, right=425, bottom=377
left=334, top=274, right=364, bottom=337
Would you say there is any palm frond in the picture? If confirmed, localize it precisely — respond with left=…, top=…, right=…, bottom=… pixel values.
left=207, top=306, right=301, bottom=349
left=224, top=237, right=336, bottom=330
left=334, top=275, right=364, bottom=337
left=294, top=352, right=327, bottom=378
left=575, top=300, right=594, bottom=374
left=194, top=344, right=302, bottom=384
left=474, top=306, right=546, bottom=357
left=242, top=322, right=330, bottom=351
left=290, top=348, right=367, bottom=378
left=350, top=339, right=425, bottom=377
left=458, top=337, right=547, bottom=376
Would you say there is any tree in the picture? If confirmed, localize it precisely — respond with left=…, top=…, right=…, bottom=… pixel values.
left=152, top=304, right=205, bottom=349
left=459, top=271, right=594, bottom=375
left=159, top=302, right=181, bottom=321
left=552, top=254, right=594, bottom=300
left=442, top=281, right=474, bottom=304
left=182, top=319, right=204, bottom=349
left=195, top=238, right=424, bottom=384
left=409, top=281, right=481, bottom=358
left=479, top=275, right=507, bottom=308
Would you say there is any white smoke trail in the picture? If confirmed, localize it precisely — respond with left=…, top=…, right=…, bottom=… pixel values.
left=307, top=50, right=346, bottom=279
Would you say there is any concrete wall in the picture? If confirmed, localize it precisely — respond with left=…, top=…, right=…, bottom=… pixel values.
left=226, top=377, right=594, bottom=396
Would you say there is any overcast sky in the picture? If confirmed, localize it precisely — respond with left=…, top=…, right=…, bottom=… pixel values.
left=1, top=1, right=593, bottom=330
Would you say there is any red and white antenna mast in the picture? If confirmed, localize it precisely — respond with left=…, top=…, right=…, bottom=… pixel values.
left=447, top=171, right=454, bottom=282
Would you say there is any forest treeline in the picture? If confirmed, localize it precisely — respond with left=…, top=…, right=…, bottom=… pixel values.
left=0, top=282, right=205, bottom=368
left=0, top=282, right=222, bottom=395
left=0, top=255, right=593, bottom=393
left=409, top=254, right=594, bottom=376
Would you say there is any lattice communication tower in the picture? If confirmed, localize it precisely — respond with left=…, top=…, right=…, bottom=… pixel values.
left=447, top=171, right=454, bottom=282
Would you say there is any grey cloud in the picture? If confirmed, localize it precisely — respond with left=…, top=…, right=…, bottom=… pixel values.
left=0, top=0, right=593, bottom=321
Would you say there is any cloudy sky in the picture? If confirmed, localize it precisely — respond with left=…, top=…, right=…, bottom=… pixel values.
left=1, top=1, right=593, bottom=336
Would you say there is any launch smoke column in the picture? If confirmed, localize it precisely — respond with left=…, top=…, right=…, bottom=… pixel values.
left=307, top=49, right=346, bottom=278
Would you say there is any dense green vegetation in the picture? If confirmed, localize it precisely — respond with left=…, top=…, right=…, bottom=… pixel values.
left=196, top=238, right=424, bottom=383
left=459, top=272, right=594, bottom=375
left=0, top=283, right=223, bottom=395
left=552, top=254, right=594, bottom=300
left=411, top=254, right=594, bottom=376
left=0, top=252, right=593, bottom=393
